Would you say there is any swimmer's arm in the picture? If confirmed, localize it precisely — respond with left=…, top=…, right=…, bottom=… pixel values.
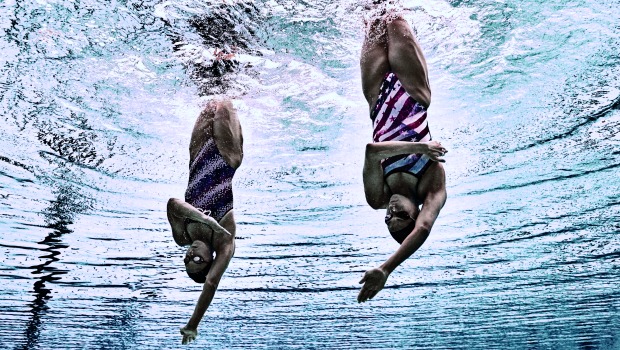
left=358, top=186, right=446, bottom=302
left=167, top=198, right=232, bottom=237
left=365, top=141, right=446, bottom=162
left=183, top=243, right=235, bottom=332
left=381, top=188, right=446, bottom=274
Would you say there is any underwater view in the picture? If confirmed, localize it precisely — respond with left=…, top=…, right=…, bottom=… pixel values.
left=1, top=0, right=619, bottom=348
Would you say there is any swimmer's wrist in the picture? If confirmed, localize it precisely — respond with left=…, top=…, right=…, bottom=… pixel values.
left=183, top=324, right=198, bottom=334
left=421, top=142, right=431, bottom=154
left=378, top=264, right=393, bottom=276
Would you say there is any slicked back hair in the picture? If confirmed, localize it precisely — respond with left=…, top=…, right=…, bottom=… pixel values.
left=186, top=260, right=214, bottom=284
left=389, top=219, right=417, bottom=244
left=185, top=244, right=215, bottom=284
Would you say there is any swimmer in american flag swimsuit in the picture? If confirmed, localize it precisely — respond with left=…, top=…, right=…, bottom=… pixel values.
left=167, top=99, right=243, bottom=343
left=358, top=9, right=448, bottom=303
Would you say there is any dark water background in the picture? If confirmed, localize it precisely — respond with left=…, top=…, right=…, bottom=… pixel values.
left=1, top=0, right=619, bottom=348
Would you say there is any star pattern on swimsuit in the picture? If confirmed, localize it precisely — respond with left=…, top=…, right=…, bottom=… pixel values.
left=372, top=73, right=432, bottom=178
left=385, top=97, right=398, bottom=109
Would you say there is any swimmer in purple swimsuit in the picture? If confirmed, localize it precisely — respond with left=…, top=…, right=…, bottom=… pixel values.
left=167, top=99, right=243, bottom=344
left=357, top=9, right=448, bottom=303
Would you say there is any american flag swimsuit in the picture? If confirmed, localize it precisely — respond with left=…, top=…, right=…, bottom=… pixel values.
left=185, top=137, right=236, bottom=222
left=371, top=72, right=433, bottom=178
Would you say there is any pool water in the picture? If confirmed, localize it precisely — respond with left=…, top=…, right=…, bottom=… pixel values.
left=1, top=0, right=619, bottom=348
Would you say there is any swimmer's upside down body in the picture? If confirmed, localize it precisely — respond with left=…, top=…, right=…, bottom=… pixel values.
left=167, top=100, right=243, bottom=344
left=357, top=11, right=448, bottom=302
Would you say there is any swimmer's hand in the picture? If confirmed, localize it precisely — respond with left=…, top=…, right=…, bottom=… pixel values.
left=358, top=267, right=389, bottom=303
left=180, top=326, right=197, bottom=345
left=424, top=141, right=447, bottom=163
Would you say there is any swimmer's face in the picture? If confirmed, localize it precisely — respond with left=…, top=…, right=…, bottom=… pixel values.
left=385, top=194, right=419, bottom=232
left=184, top=240, right=214, bottom=274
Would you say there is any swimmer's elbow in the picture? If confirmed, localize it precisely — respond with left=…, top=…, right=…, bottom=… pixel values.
left=204, top=273, right=226, bottom=290
left=203, top=279, right=219, bottom=291
left=416, top=222, right=433, bottom=237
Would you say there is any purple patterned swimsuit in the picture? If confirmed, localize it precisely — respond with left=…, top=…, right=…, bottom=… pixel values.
left=185, top=138, right=236, bottom=222
left=371, top=72, right=433, bottom=178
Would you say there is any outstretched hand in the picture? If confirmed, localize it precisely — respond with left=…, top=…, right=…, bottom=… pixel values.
left=424, top=141, right=448, bottom=163
left=358, top=267, right=389, bottom=303
left=180, top=326, right=197, bottom=345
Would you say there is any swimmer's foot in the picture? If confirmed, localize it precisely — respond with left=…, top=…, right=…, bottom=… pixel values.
left=364, top=14, right=387, bottom=41
left=363, top=0, right=403, bottom=32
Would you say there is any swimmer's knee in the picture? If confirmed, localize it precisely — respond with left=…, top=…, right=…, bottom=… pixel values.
left=167, top=197, right=179, bottom=210
left=365, top=195, right=385, bottom=210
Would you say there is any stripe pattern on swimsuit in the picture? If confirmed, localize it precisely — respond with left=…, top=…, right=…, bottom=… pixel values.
left=371, top=72, right=432, bottom=178
left=185, top=138, right=236, bottom=222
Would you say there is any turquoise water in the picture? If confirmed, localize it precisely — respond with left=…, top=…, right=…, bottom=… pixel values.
left=1, top=0, right=619, bottom=348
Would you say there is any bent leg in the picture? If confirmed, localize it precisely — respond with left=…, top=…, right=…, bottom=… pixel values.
left=213, top=100, right=243, bottom=169
left=363, top=145, right=391, bottom=209
left=360, top=16, right=390, bottom=110
left=386, top=16, right=431, bottom=108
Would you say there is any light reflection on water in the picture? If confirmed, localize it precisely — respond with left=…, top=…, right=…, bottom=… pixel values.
left=1, top=0, right=619, bottom=348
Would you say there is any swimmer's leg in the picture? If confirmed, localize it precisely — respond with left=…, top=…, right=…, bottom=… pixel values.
left=360, top=14, right=391, bottom=108
left=386, top=15, right=431, bottom=108
left=363, top=144, right=391, bottom=209
left=212, top=100, right=243, bottom=169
